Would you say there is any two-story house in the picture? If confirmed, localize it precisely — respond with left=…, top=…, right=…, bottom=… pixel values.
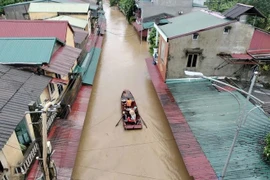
left=133, top=0, right=207, bottom=41
left=154, top=4, right=266, bottom=81
left=0, top=65, right=52, bottom=180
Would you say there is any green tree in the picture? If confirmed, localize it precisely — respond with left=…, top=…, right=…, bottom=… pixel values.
left=148, top=28, right=158, bottom=55
left=109, top=0, right=119, bottom=6
left=0, top=0, right=30, bottom=14
left=118, top=0, right=136, bottom=23
left=205, top=0, right=270, bottom=31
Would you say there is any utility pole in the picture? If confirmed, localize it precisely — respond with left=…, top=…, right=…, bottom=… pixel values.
left=220, top=72, right=259, bottom=180
left=42, top=102, right=53, bottom=180
left=26, top=101, right=58, bottom=180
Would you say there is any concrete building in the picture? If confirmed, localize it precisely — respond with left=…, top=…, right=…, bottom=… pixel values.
left=0, top=65, right=51, bottom=180
left=154, top=4, right=266, bottom=81
left=28, top=2, right=90, bottom=21
left=133, top=0, right=207, bottom=40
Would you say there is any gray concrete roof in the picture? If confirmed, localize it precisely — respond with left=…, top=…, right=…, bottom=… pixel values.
left=138, top=1, right=193, bottom=20
left=0, top=65, right=51, bottom=149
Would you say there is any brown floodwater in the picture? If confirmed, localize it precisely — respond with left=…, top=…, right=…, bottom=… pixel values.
left=72, top=1, right=191, bottom=179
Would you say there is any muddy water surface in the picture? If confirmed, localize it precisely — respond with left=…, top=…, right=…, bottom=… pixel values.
left=72, top=1, right=191, bottom=180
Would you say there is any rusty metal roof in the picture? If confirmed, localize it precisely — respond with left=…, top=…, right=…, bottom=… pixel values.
left=0, top=20, right=73, bottom=42
left=73, top=27, right=88, bottom=44
left=249, top=29, right=270, bottom=50
left=0, top=65, right=51, bottom=149
left=223, top=3, right=266, bottom=20
left=42, top=45, right=81, bottom=75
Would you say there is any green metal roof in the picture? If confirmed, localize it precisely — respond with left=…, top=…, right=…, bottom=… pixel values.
left=143, top=19, right=169, bottom=29
left=167, top=80, right=270, bottom=179
left=158, top=10, right=231, bottom=39
left=83, top=48, right=101, bottom=85
left=0, top=37, right=60, bottom=65
left=74, top=48, right=101, bottom=85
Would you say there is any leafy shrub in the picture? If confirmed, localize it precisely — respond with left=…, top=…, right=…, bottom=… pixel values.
left=110, top=0, right=119, bottom=6
left=263, top=133, right=270, bottom=161
left=148, top=28, right=158, bottom=55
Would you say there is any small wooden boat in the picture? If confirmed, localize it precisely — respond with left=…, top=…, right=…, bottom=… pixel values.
left=120, top=90, right=143, bottom=130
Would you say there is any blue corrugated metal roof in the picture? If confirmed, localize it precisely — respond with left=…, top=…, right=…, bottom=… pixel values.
left=0, top=65, right=51, bottom=149
left=167, top=80, right=270, bottom=179
left=0, top=37, right=61, bottom=65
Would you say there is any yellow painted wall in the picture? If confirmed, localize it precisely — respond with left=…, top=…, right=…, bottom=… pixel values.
left=0, top=151, right=8, bottom=170
left=29, top=12, right=57, bottom=20
left=68, top=14, right=88, bottom=20
left=2, top=132, right=23, bottom=168
left=66, top=27, right=75, bottom=47
left=0, top=151, right=10, bottom=178
left=40, top=87, right=50, bottom=104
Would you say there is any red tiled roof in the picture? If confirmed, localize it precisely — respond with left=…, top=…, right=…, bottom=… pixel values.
left=42, top=45, right=81, bottom=75
left=249, top=29, right=270, bottom=50
left=0, top=20, right=74, bottom=42
left=231, top=53, right=253, bottom=60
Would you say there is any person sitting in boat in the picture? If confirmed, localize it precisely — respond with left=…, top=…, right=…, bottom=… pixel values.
left=122, top=111, right=128, bottom=123
left=126, top=98, right=132, bottom=108
left=127, top=109, right=136, bottom=124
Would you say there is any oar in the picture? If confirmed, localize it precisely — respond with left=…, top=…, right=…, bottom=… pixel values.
left=140, top=117, right=148, bottom=128
left=115, top=117, right=123, bottom=127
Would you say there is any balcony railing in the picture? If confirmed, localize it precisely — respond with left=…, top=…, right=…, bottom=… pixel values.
left=0, top=172, right=9, bottom=180
left=47, top=112, right=57, bottom=131
left=15, top=141, right=39, bottom=175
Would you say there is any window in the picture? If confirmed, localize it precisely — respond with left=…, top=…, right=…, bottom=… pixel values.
left=223, top=28, right=230, bottom=34
left=223, top=26, right=231, bottom=34
left=192, top=33, right=199, bottom=40
left=49, top=83, right=55, bottom=94
left=55, top=73, right=61, bottom=79
left=15, top=120, right=31, bottom=147
left=187, top=54, right=198, bottom=67
left=57, top=84, right=63, bottom=95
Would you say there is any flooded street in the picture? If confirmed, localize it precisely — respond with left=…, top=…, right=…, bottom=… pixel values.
left=72, top=1, right=191, bottom=179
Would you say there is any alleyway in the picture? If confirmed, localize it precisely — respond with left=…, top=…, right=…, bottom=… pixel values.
left=71, top=1, right=191, bottom=180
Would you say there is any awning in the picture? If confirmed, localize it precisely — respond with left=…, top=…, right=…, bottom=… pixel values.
left=231, top=53, right=253, bottom=60
left=217, top=52, right=257, bottom=65
left=247, top=49, right=270, bottom=60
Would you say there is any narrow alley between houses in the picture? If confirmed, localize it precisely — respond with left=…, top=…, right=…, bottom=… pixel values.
left=71, top=1, right=191, bottom=180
